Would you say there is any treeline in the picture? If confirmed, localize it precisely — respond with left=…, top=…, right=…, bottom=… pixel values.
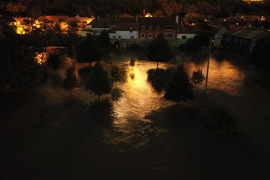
left=1, top=0, right=270, bottom=17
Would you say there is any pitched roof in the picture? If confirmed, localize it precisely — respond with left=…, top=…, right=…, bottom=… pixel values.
left=178, top=26, right=202, bottom=34
left=90, top=17, right=116, bottom=28
left=138, top=17, right=177, bottom=30
left=229, top=28, right=268, bottom=39
left=113, top=17, right=137, bottom=31
left=38, top=15, right=69, bottom=23
left=120, top=13, right=135, bottom=18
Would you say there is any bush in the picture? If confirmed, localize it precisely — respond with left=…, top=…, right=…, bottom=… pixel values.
left=202, top=107, right=238, bottom=133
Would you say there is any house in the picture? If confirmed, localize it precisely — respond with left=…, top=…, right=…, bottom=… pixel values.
left=207, top=25, right=229, bottom=48
left=222, top=28, right=269, bottom=52
left=86, top=17, right=115, bottom=36
left=177, top=25, right=202, bottom=40
left=109, top=17, right=138, bottom=39
left=138, top=17, right=178, bottom=39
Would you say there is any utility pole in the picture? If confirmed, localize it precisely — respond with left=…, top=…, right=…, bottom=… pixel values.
left=205, top=38, right=214, bottom=91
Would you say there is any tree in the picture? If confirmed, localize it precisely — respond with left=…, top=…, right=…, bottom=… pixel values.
left=62, top=66, right=79, bottom=97
left=191, top=69, right=205, bottom=85
left=86, top=63, right=111, bottom=100
left=97, top=30, right=111, bottom=49
left=249, top=35, right=270, bottom=67
left=76, top=34, right=101, bottom=66
left=111, top=66, right=126, bottom=84
left=0, top=35, right=46, bottom=92
left=46, top=53, right=61, bottom=70
left=147, top=34, right=172, bottom=69
left=164, top=65, right=193, bottom=102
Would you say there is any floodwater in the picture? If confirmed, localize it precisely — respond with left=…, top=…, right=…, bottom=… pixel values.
left=1, top=49, right=270, bottom=179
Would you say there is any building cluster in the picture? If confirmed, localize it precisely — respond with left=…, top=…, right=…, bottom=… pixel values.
left=1, top=12, right=270, bottom=52
left=0, top=14, right=94, bottom=35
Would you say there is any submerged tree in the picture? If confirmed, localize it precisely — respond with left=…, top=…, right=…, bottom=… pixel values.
left=0, top=35, right=46, bottom=92
left=76, top=34, right=101, bottom=66
left=111, top=66, right=127, bottom=84
left=62, top=66, right=79, bottom=97
left=249, top=35, right=270, bottom=67
left=164, top=65, right=193, bottom=102
left=147, top=34, right=172, bottom=69
left=97, top=30, right=111, bottom=49
left=86, top=63, right=111, bottom=100
left=46, top=53, right=61, bottom=70
left=191, top=69, right=205, bottom=85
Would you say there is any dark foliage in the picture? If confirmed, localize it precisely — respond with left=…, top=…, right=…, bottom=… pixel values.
left=76, top=34, right=101, bottom=65
left=86, top=63, right=111, bottom=99
left=164, top=65, right=193, bottom=102
left=111, top=66, right=127, bottom=84
left=249, top=35, right=270, bottom=67
left=78, top=66, right=92, bottom=80
left=97, top=31, right=111, bottom=49
left=0, top=36, right=46, bottom=92
left=111, top=88, right=124, bottom=101
left=46, top=53, right=61, bottom=70
left=147, top=34, right=172, bottom=69
left=201, top=106, right=238, bottom=133
left=191, top=69, right=205, bottom=85
left=147, top=68, right=172, bottom=93
left=62, top=66, right=79, bottom=96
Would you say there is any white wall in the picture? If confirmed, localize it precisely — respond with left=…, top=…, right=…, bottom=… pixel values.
left=177, top=33, right=197, bottom=39
left=110, top=31, right=138, bottom=39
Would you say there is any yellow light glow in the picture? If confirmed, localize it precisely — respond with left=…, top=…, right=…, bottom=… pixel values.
left=144, top=13, right=153, bottom=17
left=16, top=26, right=25, bottom=34
left=35, top=52, right=47, bottom=65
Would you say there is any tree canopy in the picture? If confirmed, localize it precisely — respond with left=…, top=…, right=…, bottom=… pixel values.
left=76, top=34, right=101, bottom=66
left=86, top=63, right=111, bottom=99
left=147, top=34, right=172, bottom=69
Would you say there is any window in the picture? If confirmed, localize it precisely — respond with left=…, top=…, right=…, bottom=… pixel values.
left=131, top=36, right=134, bottom=39
left=149, top=25, right=153, bottom=30
left=130, top=27, right=133, bottom=33
left=164, top=33, right=174, bottom=39
left=148, top=33, right=152, bottom=39
left=182, top=36, right=187, bottom=39
left=118, top=36, right=121, bottom=38
left=113, top=36, right=116, bottom=38
left=141, top=33, right=145, bottom=38
left=156, top=25, right=160, bottom=30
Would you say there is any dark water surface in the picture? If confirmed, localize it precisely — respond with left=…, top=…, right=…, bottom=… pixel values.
left=1, top=49, right=270, bottom=179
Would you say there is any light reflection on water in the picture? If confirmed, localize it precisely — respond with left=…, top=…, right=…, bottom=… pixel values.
left=37, top=50, right=246, bottom=148
left=185, top=57, right=245, bottom=95
left=106, top=61, right=175, bottom=147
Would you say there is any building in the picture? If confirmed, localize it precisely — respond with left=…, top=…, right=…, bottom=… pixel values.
left=138, top=17, right=178, bottom=39
left=109, top=17, right=138, bottom=39
left=86, top=17, right=115, bottom=36
left=177, top=25, right=202, bottom=40
left=222, top=28, right=269, bottom=52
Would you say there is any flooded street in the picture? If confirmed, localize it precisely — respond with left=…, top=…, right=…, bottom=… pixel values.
left=1, top=49, right=270, bottom=179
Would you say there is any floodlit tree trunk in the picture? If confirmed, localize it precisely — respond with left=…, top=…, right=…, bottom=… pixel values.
left=156, top=61, right=159, bottom=69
